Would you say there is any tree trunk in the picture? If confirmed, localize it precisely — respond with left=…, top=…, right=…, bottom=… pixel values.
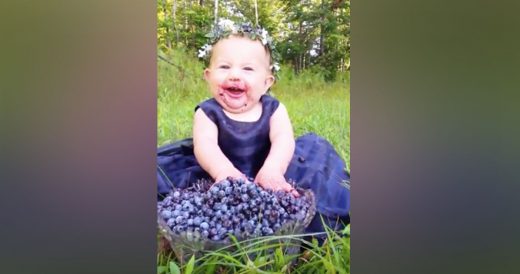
left=300, top=54, right=304, bottom=72
left=173, top=0, right=178, bottom=44
left=214, top=0, right=218, bottom=25
left=298, top=19, right=303, bottom=73
left=319, top=0, right=325, bottom=56
left=184, top=0, right=188, bottom=45
left=162, top=0, right=171, bottom=49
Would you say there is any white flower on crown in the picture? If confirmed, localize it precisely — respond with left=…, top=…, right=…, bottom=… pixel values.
left=218, top=18, right=237, bottom=32
left=271, top=62, right=280, bottom=72
left=198, top=44, right=212, bottom=58
left=260, top=28, right=269, bottom=45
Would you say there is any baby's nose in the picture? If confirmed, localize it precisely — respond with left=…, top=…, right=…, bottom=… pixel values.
left=227, top=68, right=241, bottom=81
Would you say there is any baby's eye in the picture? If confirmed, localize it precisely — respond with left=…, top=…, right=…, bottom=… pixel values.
left=243, top=67, right=254, bottom=71
left=218, top=65, right=230, bottom=69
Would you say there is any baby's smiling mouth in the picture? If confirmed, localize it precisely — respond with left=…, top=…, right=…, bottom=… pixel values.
left=221, top=85, right=246, bottom=98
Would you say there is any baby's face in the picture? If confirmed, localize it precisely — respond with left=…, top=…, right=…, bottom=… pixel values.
left=204, top=36, right=274, bottom=114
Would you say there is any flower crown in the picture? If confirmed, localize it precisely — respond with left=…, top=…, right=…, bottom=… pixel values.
left=198, top=18, right=281, bottom=74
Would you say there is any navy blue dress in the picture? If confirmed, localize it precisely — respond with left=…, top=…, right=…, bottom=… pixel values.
left=157, top=95, right=350, bottom=234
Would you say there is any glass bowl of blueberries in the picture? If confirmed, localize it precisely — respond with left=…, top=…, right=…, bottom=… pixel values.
left=157, top=177, right=316, bottom=262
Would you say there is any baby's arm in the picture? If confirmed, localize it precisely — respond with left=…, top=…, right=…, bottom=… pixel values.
left=255, top=103, right=298, bottom=195
left=193, top=108, right=245, bottom=182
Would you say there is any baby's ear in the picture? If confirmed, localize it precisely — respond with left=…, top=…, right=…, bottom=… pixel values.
left=264, top=75, right=275, bottom=90
left=203, top=68, right=211, bottom=81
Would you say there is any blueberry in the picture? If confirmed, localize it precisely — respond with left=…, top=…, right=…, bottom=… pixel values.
left=200, top=222, right=209, bottom=230
left=160, top=210, right=172, bottom=219
left=219, top=214, right=228, bottom=222
left=262, top=219, right=269, bottom=227
left=223, top=219, right=232, bottom=228
left=232, top=216, right=240, bottom=224
left=225, top=186, right=233, bottom=195
left=201, top=230, right=209, bottom=238
left=194, top=197, right=203, bottom=206
left=166, top=218, right=175, bottom=227
left=210, top=186, right=219, bottom=195
left=193, top=216, right=202, bottom=226
left=218, top=227, right=228, bottom=236
left=240, top=185, right=248, bottom=194
left=220, top=180, right=230, bottom=188
left=262, top=227, right=274, bottom=235
left=210, top=228, right=218, bottom=236
left=233, top=187, right=241, bottom=195
left=218, top=190, right=226, bottom=198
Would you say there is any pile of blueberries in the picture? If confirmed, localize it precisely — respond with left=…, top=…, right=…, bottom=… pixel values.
left=157, top=178, right=312, bottom=241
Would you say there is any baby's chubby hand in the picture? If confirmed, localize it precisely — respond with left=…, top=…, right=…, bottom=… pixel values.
left=214, top=166, right=246, bottom=184
left=254, top=166, right=299, bottom=197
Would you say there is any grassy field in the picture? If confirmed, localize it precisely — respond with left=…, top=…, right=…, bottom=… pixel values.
left=157, top=47, right=350, bottom=273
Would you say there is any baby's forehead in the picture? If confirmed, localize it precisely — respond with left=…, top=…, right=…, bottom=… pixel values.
left=213, top=36, right=271, bottom=57
left=215, top=36, right=265, bottom=49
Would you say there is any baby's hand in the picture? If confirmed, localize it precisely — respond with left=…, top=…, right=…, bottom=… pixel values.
left=254, top=167, right=299, bottom=197
left=214, top=167, right=246, bottom=184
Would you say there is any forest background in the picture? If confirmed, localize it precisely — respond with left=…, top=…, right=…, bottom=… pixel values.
left=157, top=0, right=350, bottom=81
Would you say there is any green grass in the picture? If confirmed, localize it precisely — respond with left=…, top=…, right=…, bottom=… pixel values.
left=158, top=227, right=350, bottom=274
left=157, top=47, right=350, bottom=273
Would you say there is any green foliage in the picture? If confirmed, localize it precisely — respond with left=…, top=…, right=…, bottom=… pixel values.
left=157, top=0, right=349, bottom=81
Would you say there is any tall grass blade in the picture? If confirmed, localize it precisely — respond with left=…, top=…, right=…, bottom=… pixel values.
left=168, top=261, right=180, bottom=274
left=184, top=255, right=195, bottom=274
